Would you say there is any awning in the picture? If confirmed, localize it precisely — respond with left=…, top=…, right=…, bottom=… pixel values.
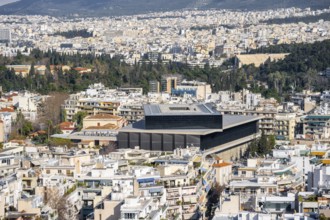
left=205, top=184, right=211, bottom=193
left=31, top=161, right=40, bottom=166
left=183, top=197, right=191, bottom=203
left=149, top=188, right=162, bottom=193
left=201, top=167, right=208, bottom=172
left=137, top=178, right=155, bottom=183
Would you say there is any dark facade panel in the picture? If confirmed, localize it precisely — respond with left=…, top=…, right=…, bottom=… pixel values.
left=129, top=133, right=140, bottom=148
left=117, top=132, right=129, bottom=148
left=141, top=133, right=151, bottom=150
left=174, top=134, right=185, bottom=148
left=201, top=121, right=258, bottom=150
left=163, top=134, right=174, bottom=151
left=145, top=115, right=222, bottom=130
left=152, top=134, right=162, bottom=151
left=186, top=135, right=201, bottom=147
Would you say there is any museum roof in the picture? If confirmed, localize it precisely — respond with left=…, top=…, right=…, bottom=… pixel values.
left=143, top=103, right=220, bottom=116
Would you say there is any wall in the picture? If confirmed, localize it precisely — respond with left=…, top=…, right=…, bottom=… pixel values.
left=94, top=200, right=122, bottom=220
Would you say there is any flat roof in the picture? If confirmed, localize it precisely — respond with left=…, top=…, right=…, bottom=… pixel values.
left=85, top=114, right=122, bottom=120
left=144, top=103, right=220, bottom=116
left=119, top=115, right=260, bottom=135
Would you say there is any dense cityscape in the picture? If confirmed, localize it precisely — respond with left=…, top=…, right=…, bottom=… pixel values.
left=0, top=2, right=329, bottom=220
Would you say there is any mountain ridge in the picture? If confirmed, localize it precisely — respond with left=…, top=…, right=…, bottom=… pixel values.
left=0, top=0, right=329, bottom=17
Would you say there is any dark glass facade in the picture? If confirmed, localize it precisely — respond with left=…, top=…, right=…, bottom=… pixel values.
left=201, top=121, right=258, bottom=149
left=117, top=132, right=200, bottom=151
left=144, top=115, right=223, bottom=130
left=117, top=121, right=258, bottom=151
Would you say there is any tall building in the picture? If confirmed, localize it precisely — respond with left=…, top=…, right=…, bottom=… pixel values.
left=161, top=76, right=177, bottom=93
left=303, top=115, right=330, bottom=139
left=0, top=29, right=11, bottom=43
left=149, top=80, right=160, bottom=93
left=275, top=113, right=296, bottom=141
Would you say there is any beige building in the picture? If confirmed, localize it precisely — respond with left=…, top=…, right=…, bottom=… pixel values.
left=6, top=65, right=47, bottom=77
left=213, top=159, right=232, bottom=186
left=93, top=200, right=122, bottom=220
left=161, top=76, right=177, bottom=94
left=219, top=109, right=277, bottom=136
left=76, top=100, right=120, bottom=117
left=17, top=169, right=39, bottom=196
left=176, top=80, right=212, bottom=100
left=275, top=113, right=296, bottom=141
left=83, top=114, right=127, bottom=130
left=236, top=53, right=289, bottom=68
left=50, top=65, right=71, bottom=74
left=17, top=196, right=42, bottom=216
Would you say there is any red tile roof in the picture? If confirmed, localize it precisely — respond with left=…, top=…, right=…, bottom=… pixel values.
left=213, top=162, right=232, bottom=168
left=0, top=107, right=15, bottom=112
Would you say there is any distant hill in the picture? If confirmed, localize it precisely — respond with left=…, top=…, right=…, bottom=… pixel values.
left=205, top=0, right=329, bottom=11
left=0, top=0, right=329, bottom=17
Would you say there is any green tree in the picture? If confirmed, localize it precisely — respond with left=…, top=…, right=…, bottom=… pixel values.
left=258, top=132, right=268, bottom=155
left=73, top=111, right=88, bottom=131
left=267, top=135, right=276, bottom=152
left=29, top=62, right=35, bottom=76
left=206, top=182, right=225, bottom=218
left=12, top=112, right=34, bottom=137
left=319, top=213, right=328, bottom=220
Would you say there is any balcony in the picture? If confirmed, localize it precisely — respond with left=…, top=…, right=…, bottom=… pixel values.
left=83, top=195, right=96, bottom=200
left=23, top=185, right=33, bottom=190
left=82, top=203, right=94, bottom=210
left=167, top=193, right=181, bottom=198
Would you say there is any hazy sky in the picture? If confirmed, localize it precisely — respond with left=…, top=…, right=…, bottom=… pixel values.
left=0, top=0, right=19, bottom=7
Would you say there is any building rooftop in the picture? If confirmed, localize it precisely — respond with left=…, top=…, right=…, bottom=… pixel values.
left=84, top=123, right=119, bottom=130
left=84, top=114, right=122, bottom=120
left=144, top=103, right=219, bottom=116
left=120, top=114, right=260, bottom=135
left=213, top=162, right=232, bottom=168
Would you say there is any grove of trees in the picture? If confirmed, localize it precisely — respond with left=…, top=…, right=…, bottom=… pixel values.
left=0, top=39, right=329, bottom=100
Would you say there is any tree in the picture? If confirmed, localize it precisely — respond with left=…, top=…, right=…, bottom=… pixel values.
left=319, top=213, right=327, bottom=220
left=44, top=187, right=75, bottom=220
left=11, top=112, right=34, bottom=138
left=267, top=135, right=276, bottom=153
left=48, top=138, right=73, bottom=147
left=29, top=62, right=35, bottom=76
left=39, top=93, right=69, bottom=126
left=37, top=92, right=69, bottom=141
left=73, top=111, right=88, bottom=131
left=205, top=182, right=225, bottom=218
left=245, top=133, right=276, bottom=157
left=258, top=131, right=268, bottom=155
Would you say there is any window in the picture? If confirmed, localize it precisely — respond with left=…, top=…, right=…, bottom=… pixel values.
left=276, top=203, right=281, bottom=211
left=46, top=170, right=50, bottom=174
left=124, top=213, right=135, bottom=219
